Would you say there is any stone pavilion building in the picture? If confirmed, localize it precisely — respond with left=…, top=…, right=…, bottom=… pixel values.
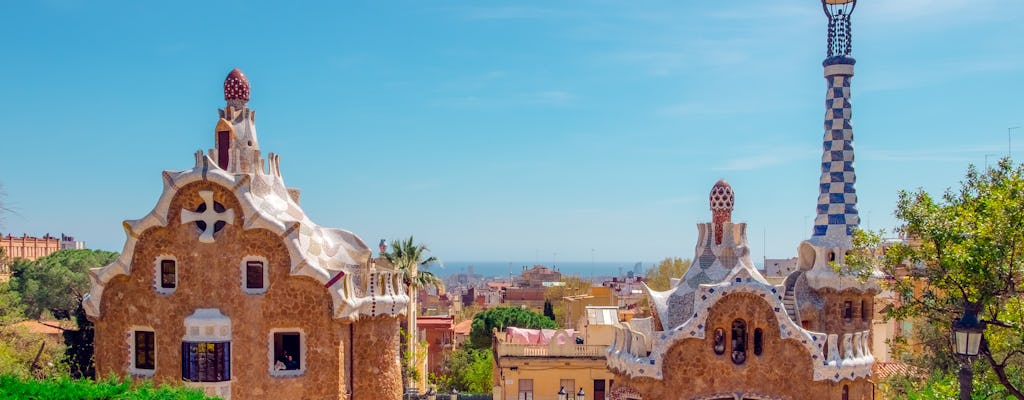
left=83, top=69, right=408, bottom=400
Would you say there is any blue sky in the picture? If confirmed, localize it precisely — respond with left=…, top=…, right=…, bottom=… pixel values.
left=1, top=1, right=1021, bottom=264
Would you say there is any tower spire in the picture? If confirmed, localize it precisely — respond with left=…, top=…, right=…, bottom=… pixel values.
left=214, top=68, right=261, bottom=174
left=811, top=0, right=859, bottom=246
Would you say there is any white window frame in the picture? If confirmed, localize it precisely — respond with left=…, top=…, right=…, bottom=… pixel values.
left=268, top=328, right=306, bottom=377
left=154, top=255, right=178, bottom=294
left=127, top=326, right=156, bottom=377
left=241, top=256, right=269, bottom=294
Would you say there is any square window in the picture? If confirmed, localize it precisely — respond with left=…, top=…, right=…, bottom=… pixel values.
left=242, top=257, right=269, bottom=294
left=128, top=328, right=155, bottom=376
left=843, top=300, right=853, bottom=322
left=270, top=330, right=304, bottom=376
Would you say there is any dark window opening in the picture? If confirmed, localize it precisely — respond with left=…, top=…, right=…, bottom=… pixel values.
left=217, top=131, right=230, bottom=169
left=829, top=251, right=836, bottom=262
left=135, top=331, right=155, bottom=370
left=182, top=341, right=231, bottom=382
left=713, top=328, right=726, bottom=355
left=194, top=201, right=228, bottom=233
left=842, top=385, right=849, bottom=400
left=273, top=332, right=301, bottom=371
left=160, top=260, right=176, bottom=289
left=844, top=300, right=853, bottom=322
left=753, top=328, right=763, bottom=356
left=731, top=319, right=746, bottom=365
left=861, top=299, right=869, bottom=322
left=245, top=261, right=264, bottom=290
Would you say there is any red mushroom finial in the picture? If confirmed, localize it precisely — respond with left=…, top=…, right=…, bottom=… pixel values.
left=223, top=68, right=250, bottom=104
left=710, top=180, right=734, bottom=244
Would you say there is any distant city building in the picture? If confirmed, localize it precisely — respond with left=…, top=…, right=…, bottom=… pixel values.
left=82, top=69, right=407, bottom=399
left=492, top=306, right=619, bottom=400
left=2, top=233, right=61, bottom=261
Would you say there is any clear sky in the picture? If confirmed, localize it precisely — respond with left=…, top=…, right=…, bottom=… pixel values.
left=1, top=1, right=1021, bottom=264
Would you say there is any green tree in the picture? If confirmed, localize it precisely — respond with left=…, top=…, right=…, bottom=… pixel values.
left=467, top=306, right=558, bottom=350
left=543, top=300, right=555, bottom=321
left=9, top=249, right=118, bottom=319
left=434, top=348, right=494, bottom=394
left=7, top=249, right=118, bottom=379
left=643, top=257, right=692, bottom=291
left=877, top=159, right=1024, bottom=399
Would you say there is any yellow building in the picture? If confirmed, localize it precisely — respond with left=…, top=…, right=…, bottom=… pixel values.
left=492, top=307, right=619, bottom=400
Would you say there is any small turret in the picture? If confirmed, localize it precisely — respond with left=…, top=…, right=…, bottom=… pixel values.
left=214, top=68, right=260, bottom=174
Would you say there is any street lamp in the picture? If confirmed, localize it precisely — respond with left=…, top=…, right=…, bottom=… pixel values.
left=576, top=388, right=586, bottom=400
left=449, top=388, right=458, bottom=400
left=558, top=386, right=568, bottom=400
left=952, top=303, right=986, bottom=400
left=425, top=388, right=436, bottom=400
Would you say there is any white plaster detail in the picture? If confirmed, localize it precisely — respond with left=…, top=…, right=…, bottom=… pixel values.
left=268, top=328, right=307, bottom=377
left=180, top=190, right=235, bottom=243
left=126, top=327, right=156, bottom=377
left=183, top=308, right=231, bottom=342
left=240, top=255, right=269, bottom=295
left=153, top=255, right=178, bottom=295
left=83, top=152, right=410, bottom=321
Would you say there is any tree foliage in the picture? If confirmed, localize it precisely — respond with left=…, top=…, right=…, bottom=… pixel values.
left=9, top=249, right=118, bottom=319
left=643, top=257, right=691, bottom=291
left=384, top=236, right=443, bottom=291
left=432, top=348, right=493, bottom=394
left=878, top=158, right=1024, bottom=399
left=467, top=306, right=558, bottom=350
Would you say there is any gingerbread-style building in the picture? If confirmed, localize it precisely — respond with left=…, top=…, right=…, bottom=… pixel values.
left=83, top=69, right=407, bottom=400
left=606, top=2, right=879, bottom=399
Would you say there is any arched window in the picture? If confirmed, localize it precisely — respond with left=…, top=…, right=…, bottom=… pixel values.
left=753, top=328, right=763, bottom=356
left=713, top=328, right=725, bottom=355
left=731, top=319, right=746, bottom=364
left=842, top=385, right=849, bottom=400
left=829, top=251, right=836, bottom=262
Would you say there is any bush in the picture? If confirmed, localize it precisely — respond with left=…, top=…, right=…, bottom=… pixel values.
left=0, top=375, right=217, bottom=399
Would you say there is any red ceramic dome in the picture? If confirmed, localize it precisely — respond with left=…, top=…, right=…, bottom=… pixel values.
left=224, top=68, right=250, bottom=103
left=709, top=180, right=734, bottom=212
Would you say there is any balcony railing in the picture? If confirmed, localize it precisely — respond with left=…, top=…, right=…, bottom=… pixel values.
left=496, top=342, right=608, bottom=358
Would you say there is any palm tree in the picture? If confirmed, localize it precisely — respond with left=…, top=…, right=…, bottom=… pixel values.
left=383, top=236, right=443, bottom=393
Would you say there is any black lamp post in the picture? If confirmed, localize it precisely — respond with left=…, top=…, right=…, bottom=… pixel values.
left=558, top=386, right=568, bottom=400
left=952, top=302, right=985, bottom=400
left=576, top=388, right=586, bottom=400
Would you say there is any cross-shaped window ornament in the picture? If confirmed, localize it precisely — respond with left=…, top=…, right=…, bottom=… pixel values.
left=181, top=190, right=235, bottom=243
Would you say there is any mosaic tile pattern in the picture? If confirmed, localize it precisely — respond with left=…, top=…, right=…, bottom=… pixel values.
left=812, top=60, right=859, bottom=241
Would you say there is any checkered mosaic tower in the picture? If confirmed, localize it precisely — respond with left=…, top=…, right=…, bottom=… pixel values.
left=812, top=58, right=859, bottom=240
left=812, top=0, right=859, bottom=243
